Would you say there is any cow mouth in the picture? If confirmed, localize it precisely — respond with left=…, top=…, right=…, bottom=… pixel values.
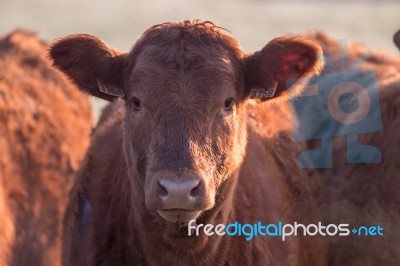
left=157, top=209, right=202, bottom=223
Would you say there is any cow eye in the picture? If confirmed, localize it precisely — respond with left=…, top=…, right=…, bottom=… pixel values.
left=132, top=97, right=141, bottom=110
left=224, top=98, right=235, bottom=111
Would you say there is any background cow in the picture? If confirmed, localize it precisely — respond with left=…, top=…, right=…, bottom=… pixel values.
left=0, top=30, right=92, bottom=266
left=296, top=32, right=400, bottom=266
left=51, top=21, right=327, bottom=266
left=394, top=30, right=400, bottom=50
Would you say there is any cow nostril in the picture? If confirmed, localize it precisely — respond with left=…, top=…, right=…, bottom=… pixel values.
left=189, top=182, right=200, bottom=197
left=158, top=181, right=168, bottom=197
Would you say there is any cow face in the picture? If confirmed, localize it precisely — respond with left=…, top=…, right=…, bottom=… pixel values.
left=50, top=21, right=323, bottom=224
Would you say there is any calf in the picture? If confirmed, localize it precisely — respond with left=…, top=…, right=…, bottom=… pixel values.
left=51, top=20, right=326, bottom=266
left=0, top=30, right=92, bottom=265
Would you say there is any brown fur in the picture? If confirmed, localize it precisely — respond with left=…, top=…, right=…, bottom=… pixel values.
left=305, top=32, right=400, bottom=266
left=51, top=21, right=326, bottom=266
left=0, top=30, right=92, bottom=266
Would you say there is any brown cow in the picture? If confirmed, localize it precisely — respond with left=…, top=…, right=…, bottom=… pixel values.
left=50, top=21, right=327, bottom=266
left=0, top=30, right=92, bottom=266
left=301, top=32, right=400, bottom=266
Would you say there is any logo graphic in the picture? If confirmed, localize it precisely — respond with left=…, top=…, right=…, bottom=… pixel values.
left=289, top=40, right=382, bottom=168
left=188, top=220, right=384, bottom=241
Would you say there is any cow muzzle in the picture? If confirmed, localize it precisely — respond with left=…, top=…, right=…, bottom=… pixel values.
left=145, top=171, right=215, bottom=223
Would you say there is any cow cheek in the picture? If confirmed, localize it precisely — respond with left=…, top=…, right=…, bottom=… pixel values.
left=128, top=117, right=153, bottom=180
left=211, top=116, right=237, bottom=180
left=217, top=113, right=247, bottom=179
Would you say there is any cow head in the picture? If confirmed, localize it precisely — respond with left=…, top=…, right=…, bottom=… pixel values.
left=50, top=21, right=323, bottom=224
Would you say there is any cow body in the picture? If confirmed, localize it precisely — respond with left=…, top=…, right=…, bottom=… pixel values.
left=51, top=21, right=326, bottom=266
left=304, top=32, right=400, bottom=266
left=0, top=31, right=92, bottom=265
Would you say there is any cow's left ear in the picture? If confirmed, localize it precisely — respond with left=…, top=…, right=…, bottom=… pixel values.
left=244, top=36, right=324, bottom=101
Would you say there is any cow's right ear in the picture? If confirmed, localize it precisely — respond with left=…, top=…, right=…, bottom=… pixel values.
left=50, top=34, right=125, bottom=102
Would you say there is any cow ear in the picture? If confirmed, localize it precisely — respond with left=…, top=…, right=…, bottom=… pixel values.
left=50, top=34, right=125, bottom=102
left=394, top=30, right=400, bottom=50
left=244, top=36, right=324, bottom=102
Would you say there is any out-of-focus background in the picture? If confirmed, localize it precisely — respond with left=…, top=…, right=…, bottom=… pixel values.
left=1, top=0, right=399, bottom=120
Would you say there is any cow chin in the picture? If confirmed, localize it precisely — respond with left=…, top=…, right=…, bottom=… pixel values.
left=157, top=209, right=202, bottom=224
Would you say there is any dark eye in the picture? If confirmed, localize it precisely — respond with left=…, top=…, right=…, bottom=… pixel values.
left=224, top=98, right=235, bottom=111
left=132, top=97, right=141, bottom=111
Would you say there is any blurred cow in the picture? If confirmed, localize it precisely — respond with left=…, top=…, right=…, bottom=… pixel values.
left=394, top=30, right=400, bottom=50
left=298, top=32, right=400, bottom=266
left=0, top=30, right=92, bottom=266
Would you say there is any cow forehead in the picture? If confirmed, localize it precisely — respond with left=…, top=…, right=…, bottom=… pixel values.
left=131, top=43, right=235, bottom=75
left=127, top=45, right=237, bottom=102
left=124, top=25, right=242, bottom=105
left=128, top=65, right=236, bottom=111
left=131, top=58, right=235, bottom=85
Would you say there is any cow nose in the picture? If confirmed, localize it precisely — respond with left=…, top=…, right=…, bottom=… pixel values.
left=159, top=178, right=200, bottom=197
left=145, top=171, right=215, bottom=212
left=157, top=178, right=203, bottom=209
